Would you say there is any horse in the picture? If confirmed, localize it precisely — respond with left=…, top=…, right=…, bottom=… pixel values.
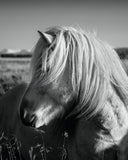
left=19, top=26, right=128, bottom=160
left=0, top=83, right=67, bottom=160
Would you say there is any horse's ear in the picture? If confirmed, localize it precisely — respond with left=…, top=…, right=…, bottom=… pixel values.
left=37, top=30, right=53, bottom=44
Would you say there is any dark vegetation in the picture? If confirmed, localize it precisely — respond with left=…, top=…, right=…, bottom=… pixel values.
left=115, top=48, right=128, bottom=74
left=115, top=47, right=128, bottom=59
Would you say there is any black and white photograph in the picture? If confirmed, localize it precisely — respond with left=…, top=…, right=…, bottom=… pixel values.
left=0, top=0, right=128, bottom=159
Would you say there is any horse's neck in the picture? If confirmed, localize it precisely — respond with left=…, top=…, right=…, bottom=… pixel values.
left=65, top=86, right=128, bottom=160
left=98, top=86, right=128, bottom=144
left=89, top=86, right=128, bottom=159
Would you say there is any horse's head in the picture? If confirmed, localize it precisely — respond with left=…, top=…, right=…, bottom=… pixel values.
left=20, top=26, right=119, bottom=129
left=20, top=28, right=77, bottom=128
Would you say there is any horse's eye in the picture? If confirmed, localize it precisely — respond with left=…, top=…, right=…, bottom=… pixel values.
left=51, top=47, right=54, bottom=51
left=49, top=45, right=55, bottom=52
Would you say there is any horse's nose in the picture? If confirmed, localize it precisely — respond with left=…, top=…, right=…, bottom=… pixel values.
left=20, top=99, right=36, bottom=127
left=20, top=108, right=36, bottom=127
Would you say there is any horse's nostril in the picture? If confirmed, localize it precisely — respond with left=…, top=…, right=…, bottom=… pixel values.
left=20, top=98, right=36, bottom=127
left=21, top=109, right=36, bottom=126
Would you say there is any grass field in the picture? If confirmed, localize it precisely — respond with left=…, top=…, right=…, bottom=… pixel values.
left=0, top=57, right=31, bottom=96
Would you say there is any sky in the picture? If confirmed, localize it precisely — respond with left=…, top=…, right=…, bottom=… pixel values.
left=0, top=0, right=128, bottom=50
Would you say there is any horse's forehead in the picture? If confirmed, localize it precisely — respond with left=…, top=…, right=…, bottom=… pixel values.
left=53, top=71, right=73, bottom=93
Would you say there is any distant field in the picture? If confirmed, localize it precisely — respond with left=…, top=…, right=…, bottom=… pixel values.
left=0, top=58, right=31, bottom=81
left=0, top=57, right=31, bottom=96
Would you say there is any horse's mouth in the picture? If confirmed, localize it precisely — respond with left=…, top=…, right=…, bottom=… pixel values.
left=20, top=108, right=37, bottom=127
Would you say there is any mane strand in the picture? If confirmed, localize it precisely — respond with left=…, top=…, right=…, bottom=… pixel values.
left=31, top=26, right=128, bottom=119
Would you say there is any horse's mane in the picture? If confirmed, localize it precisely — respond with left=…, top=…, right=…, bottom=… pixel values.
left=31, top=26, right=128, bottom=119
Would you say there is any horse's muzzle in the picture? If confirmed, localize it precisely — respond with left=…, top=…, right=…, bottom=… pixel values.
left=20, top=99, right=36, bottom=127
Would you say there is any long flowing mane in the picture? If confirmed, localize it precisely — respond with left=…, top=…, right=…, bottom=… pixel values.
left=31, top=26, right=128, bottom=119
